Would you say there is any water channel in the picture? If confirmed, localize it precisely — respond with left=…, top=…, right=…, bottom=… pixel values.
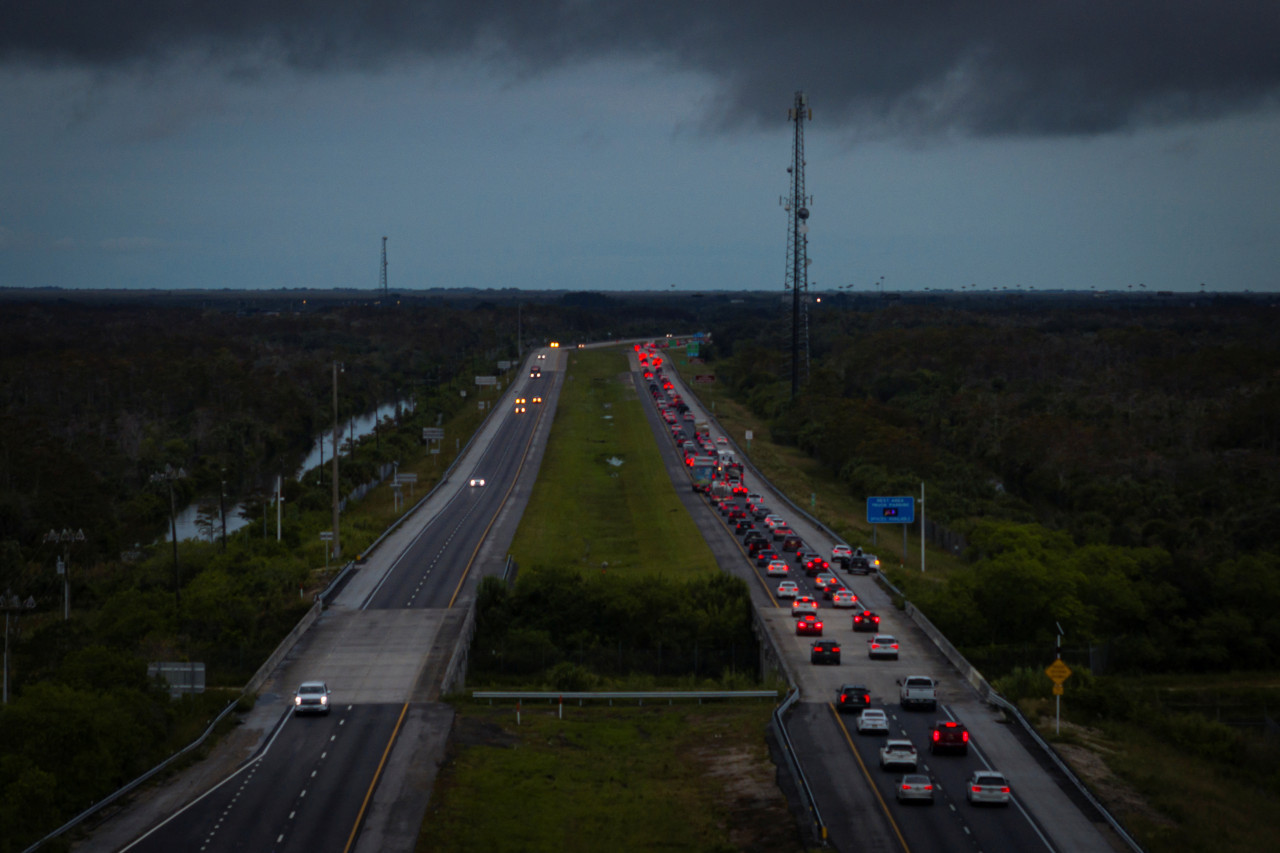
left=164, top=399, right=415, bottom=542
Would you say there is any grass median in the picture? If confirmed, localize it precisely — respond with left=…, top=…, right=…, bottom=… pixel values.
left=417, top=346, right=799, bottom=853
left=511, top=346, right=719, bottom=579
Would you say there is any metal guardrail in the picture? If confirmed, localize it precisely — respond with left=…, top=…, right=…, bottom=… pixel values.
left=771, top=687, right=827, bottom=845
left=670, top=368, right=1143, bottom=853
left=472, top=690, right=780, bottom=703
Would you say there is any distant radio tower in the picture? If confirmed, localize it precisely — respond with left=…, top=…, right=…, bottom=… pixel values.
left=781, top=91, right=812, bottom=400
left=379, top=236, right=389, bottom=299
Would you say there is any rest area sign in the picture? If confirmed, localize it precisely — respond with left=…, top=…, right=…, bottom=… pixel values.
left=867, top=496, right=915, bottom=525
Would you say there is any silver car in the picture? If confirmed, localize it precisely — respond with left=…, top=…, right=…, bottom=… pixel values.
left=879, top=739, right=918, bottom=771
left=856, top=708, right=890, bottom=734
left=293, top=681, right=332, bottom=715
left=896, top=773, right=935, bottom=804
left=966, top=770, right=1012, bottom=806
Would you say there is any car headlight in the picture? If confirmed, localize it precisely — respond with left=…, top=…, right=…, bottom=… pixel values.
left=294, top=695, right=302, bottom=705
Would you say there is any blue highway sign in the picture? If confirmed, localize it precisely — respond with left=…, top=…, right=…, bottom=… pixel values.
left=867, top=496, right=915, bottom=524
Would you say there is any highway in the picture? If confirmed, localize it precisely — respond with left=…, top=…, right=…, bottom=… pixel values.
left=119, top=349, right=562, bottom=853
left=634, top=342, right=1117, bottom=853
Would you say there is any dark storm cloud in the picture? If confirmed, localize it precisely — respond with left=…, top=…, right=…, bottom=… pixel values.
left=5, top=0, right=1278, bottom=137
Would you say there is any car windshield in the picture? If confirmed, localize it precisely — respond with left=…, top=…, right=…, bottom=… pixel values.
left=906, top=678, right=931, bottom=687
left=299, top=685, right=324, bottom=695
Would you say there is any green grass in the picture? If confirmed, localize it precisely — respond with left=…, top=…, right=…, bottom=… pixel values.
left=511, top=347, right=720, bottom=578
left=415, top=702, right=801, bottom=853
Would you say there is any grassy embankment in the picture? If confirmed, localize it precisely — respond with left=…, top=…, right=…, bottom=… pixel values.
left=416, top=346, right=800, bottom=853
left=669, top=350, right=1280, bottom=853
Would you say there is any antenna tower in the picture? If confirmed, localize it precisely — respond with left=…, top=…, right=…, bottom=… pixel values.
left=379, top=236, right=389, bottom=299
left=781, top=91, right=812, bottom=399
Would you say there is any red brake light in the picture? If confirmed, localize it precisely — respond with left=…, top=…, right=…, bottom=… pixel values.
left=862, top=694, right=869, bottom=703
left=901, top=784, right=910, bottom=791
left=962, top=731, right=970, bottom=742
left=1001, top=786, right=1010, bottom=793
left=832, top=646, right=839, bottom=652
left=840, top=693, right=847, bottom=702
left=932, top=730, right=941, bottom=742
left=971, top=786, right=982, bottom=793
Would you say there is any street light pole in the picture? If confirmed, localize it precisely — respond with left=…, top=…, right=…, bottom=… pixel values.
left=43, top=527, right=84, bottom=620
left=332, top=361, right=342, bottom=561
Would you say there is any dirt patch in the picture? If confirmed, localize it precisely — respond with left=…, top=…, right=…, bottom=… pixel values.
left=1040, top=717, right=1175, bottom=830
left=693, top=744, right=803, bottom=853
left=451, top=714, right=521, bottom=749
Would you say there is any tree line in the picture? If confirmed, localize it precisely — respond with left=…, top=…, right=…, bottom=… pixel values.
left=704, top=295, right=1280, bottom=673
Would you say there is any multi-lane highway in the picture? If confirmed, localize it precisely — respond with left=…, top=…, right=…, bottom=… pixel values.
left=103, top=339, right=1121, bottom=853
left=118, top=349, right=563, bottom=853
left=633, top=343, right=1117, bottom=853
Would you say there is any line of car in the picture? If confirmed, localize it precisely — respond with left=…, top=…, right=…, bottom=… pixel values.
left=842, top=701, right=1013, bottom=807
left=651, top=370, right=1021, bottom=817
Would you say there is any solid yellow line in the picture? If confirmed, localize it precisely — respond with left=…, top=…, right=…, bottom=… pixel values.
left=344, top=701, right=410, bottom=853
left=827, top=702, right=912, bottom=853
left=447, top=384, right=545, bottom=609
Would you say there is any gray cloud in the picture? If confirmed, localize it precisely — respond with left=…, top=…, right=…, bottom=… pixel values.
left=4, top=1, right=1278, bottom=137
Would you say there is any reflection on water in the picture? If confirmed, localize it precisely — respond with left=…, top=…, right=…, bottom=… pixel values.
left=165, top=399, right=414, bottom=542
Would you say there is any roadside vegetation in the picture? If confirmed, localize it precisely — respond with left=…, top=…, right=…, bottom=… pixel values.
left=416, top=702, right=799, bottom=853
left=0, top=293, right=687, bottom=851
left=673, top=295, right=1280, bottom=853
left=470, top=347, right=763, bottom=691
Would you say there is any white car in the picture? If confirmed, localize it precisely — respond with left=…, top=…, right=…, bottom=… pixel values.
left=966, top=770, right=1012, bottom=806
left=766, top=559, right=790, bottom=577
left=832, top=544, right=852, bottom=561
left=879, top=739, right=918, bottom=770
left=293, top=681, right=331, bottom=716
left=776, top=581, right=800, bottom=600
left=832, top=590, right=858, bottom=608
left=791, top=596, right=818, bottom=617
left=868, top=634, right=900, bottom=660
left=856, top=708, right=889, bottom=734
left=469, top=477, right=486, bottom=487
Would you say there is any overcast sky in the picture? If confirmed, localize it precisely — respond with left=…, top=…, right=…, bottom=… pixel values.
left=3, top=1, right=1278, bottom=293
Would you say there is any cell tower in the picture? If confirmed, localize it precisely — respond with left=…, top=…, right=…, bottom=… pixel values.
left=781, top=91, right=813, bottom=400
left=379, top=236, right=389, bottom=300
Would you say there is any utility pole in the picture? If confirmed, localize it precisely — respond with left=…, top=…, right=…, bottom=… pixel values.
left=332, top=361, right=342, bottom=561
left=150, top=465, right=186, bottom=607
left=220, top=469, right=227, bottom=552
left=2, top=592, right=37, bottom=704
left=781, top=90, right=813, bottom=400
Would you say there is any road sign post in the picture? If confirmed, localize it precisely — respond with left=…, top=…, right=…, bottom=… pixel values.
left=867, top=497, right=915, bottom=563
left=1045, top=658, right=1073, bottom=734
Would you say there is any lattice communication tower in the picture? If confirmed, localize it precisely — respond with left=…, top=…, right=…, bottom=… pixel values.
left=379, top=236, right=389, bottom=299
left=781, top=91, right=813, bottom=399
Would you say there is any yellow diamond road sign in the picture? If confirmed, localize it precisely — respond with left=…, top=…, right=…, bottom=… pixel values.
left=1045, top=659, right=1072, bottom=684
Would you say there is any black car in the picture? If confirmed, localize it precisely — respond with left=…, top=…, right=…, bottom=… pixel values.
left=751, top=505, right=772, bottom=521
left=836, top=684, right=872, bottom=712
left=810, top=640, right=842, bottom=665
left=852, top=610, right=881, bottom=632
left=754, top=548, right=779, bottom=566
left=745, top=537, right=769, bottom=555
left=847, top=556, right=872, bottom=575
left=734, top=519, right=755, bottom=535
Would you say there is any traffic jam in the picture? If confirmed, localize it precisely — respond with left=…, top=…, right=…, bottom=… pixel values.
left=637, top=340, right=1024, bottom=835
